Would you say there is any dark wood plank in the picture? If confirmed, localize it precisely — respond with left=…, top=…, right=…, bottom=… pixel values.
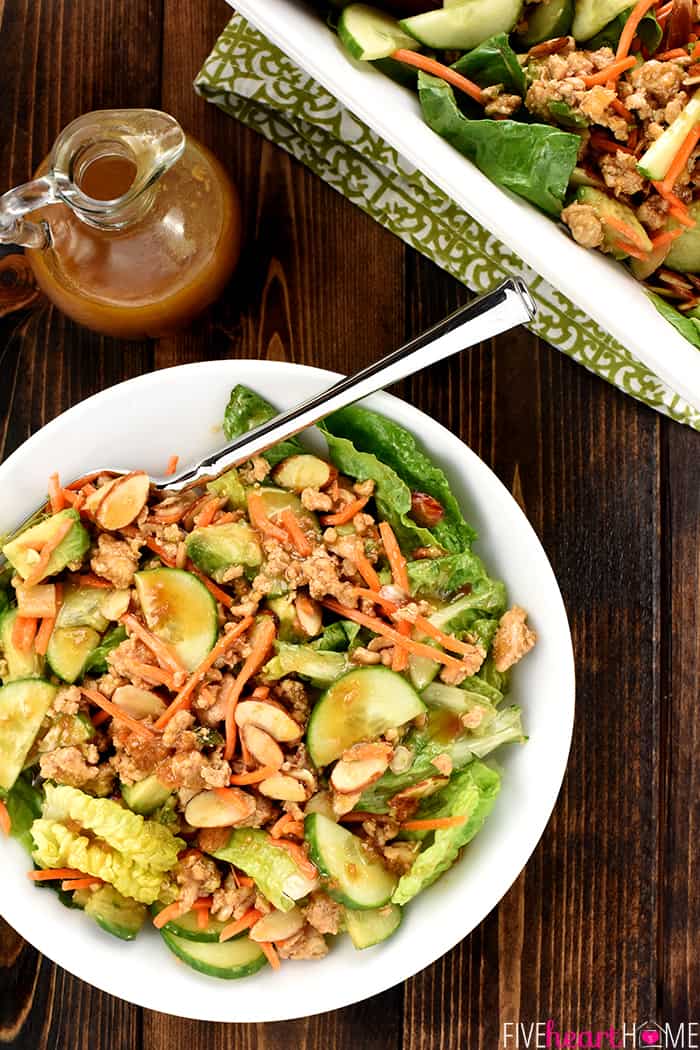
left=661, top=419, right=700, bottom=1024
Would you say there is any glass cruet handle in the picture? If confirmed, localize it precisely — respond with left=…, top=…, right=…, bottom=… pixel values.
left=0, top=176, right=57, bottom=249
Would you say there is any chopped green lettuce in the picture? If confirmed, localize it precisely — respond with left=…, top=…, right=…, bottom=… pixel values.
left=586, top=7, right=661, bottom=52
left=465, top=705, right=525, bottom=758
left=1, top=772, right=43, bottom=852
left=452, top=33, right=525, bottom=96
left=407, top=550, right=493, bottom=601
left=392, top=762, right=501, bottom=905
left=419, top=72, right=579, bottom=217
left=322, top=405, right=475, bottom=552
left=647, top=292, right=700, bottom=350
left=82, top=625, right=127, bottom=675
left=223, top=385, right=305, bottom=467
left=310, top=619, right=361, bottom=652
left=212, top=828, right=317, bottom=911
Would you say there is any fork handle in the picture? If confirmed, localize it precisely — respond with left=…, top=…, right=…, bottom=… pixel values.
left=157, top=278, right=535, bottom=491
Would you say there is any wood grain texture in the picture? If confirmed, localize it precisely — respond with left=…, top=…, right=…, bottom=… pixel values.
left=1, top=0, right=699, bottom=1046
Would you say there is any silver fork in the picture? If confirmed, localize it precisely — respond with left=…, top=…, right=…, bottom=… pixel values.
left=1, top=279, right=535, bottom=560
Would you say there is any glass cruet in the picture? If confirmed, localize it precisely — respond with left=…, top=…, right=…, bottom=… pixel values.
left=0, top=109, right=241, bottom=338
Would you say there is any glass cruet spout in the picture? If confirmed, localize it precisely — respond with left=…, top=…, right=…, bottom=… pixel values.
left=0, top=110, right=185, bottom=248
left=0, top=108, right=242, bottom=339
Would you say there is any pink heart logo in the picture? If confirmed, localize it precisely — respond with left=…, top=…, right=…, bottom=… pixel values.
left=640, top=1031, right=661, bottom=1046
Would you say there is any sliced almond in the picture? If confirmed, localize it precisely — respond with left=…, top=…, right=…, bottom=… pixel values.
left=331, top=789, right=362, bottom=817
left=249, top=906, right=304, bottom=943
left=389, top=776, right=449, bottom=807
left=294, top=594, right=322, bottom=636
left=95, top=472, right=150, bottom=530
left=241, top=723, right=283, bottom=770
left=83, top=481, right=114, bottom=515
left=331, top=753, right=390, bottom=794
left=112, top=685, right=166, bottom=720
left=271, top=455, right=332, bottom=492
left=258, top=774, right=307, bottom=802
left=341, top=741, right=393, bottom=764
left=234, top=700, right=301, bottom=743
left=99, top=588, right=131, bottom=621
left=185, top=788, right=256, bottom=828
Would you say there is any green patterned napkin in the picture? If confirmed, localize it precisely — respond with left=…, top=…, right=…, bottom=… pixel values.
left=196, top=13, right=700, bottom=430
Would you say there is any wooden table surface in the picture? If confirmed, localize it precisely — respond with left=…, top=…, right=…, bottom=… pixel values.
left=1, top=1, right=699, bottom=1046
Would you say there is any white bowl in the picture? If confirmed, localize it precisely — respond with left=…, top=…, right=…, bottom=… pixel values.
left=0, top=360, right=574, bottom=1022
left=231, top=0, right=700, bottom=415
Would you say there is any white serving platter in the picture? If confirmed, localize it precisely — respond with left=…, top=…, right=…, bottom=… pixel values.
left=231, top=0, right=700, bottom=414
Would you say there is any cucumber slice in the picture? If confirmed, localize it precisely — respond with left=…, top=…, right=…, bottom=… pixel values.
left=151, top=902, right=230, bottom=943
left=2, top=509, right=89, bottom=583
left=121, top=774, right=172, bottom=816
left=257, top=487, right=321, bottom=536
left=0, top=608, right=43, bottom=681
left=0, top=678, right=57, bottom=790
left=134, top=568, right=217, bottom=672
left=338, top=3, right=418, bottom=61
left=400, top=0, right=522, bottom=50
left=571, top=0, right=629, bottom=40
left=637, top=91, right=700, bottom=181
left=305, top=812, right=398, bottom=909
left=56, top=583, right=112, bottom=632
left=345, top=903, right=402, bottom=948
left=84, top=884, right=147, bottom=941
left=516, top=0, right=573, bottom=45
left=160, top=930, right=267, bottom=979
left=46, top=625, right=101, bottom=683
left=306, top=667, right=425, bottom=767
left=663, top=206, right=700, bottom=272
left=264, top=643, right=350, bottom=688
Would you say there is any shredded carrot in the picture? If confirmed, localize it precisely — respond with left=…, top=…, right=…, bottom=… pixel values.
left=121, top=612, right=186, bottom=676
left=66, top=471, right=105, bottom=491
left=186, top=561, right=234, bottom=608
left=92, top=710, right=111, bottom=728
left=251, top=685, right=270, bottom=699
left=616, top=0, right=659, bottom=60
left=247, top=492, right=289, bottom=542
left=24, top=516, right=75, bottom=586
left=129, top=661, right=177, bottom=689
left=190, top=896, right=214, bottom=910
left=650, top=227, right=686, bottom=247
left=237, top=875, right=255, bottom=887
left=154, top=615, right=255, bottom=728
left=267, top=837, right=318, bottom=882
left=320, top=495, right=369, bottom=527
left=270, top=812, right=304, bottom=839
left=392, top=622, right=411, bottom=672
left=12, top=615, right=38, bottom=652
left=48, top=473, right=66, bottom=513
left=260, top=942, right=281, bottom=970
left=81, top=686, right=156, bottom=739
left=391, top=48, right=485, bottom=104
left=27, top=868, right=86, bottom=881
left=661, top=125, right=700, bottom=193
left=153, top=902, right=187, bottom=929
left=412, top=613, right=484, bottom=658
left=279, top=509, right=312, bottom=556
left=669, top=205, right=697, bottom=227
left=165, top=455, right=180, bottom=476
left=0, top=800, right=10, bottom=836
left=352, top=548, right=381, bottom=591
left=610, top=97, right=634, bottom=122
left=223, top=617, right=277, bottom=760
left=144, top=536, right=177, bottom=567
left=657, top=47, right=690, bottom=60
left=34, top=615, right=56, bottom=656
left=378, top=521, right=409, bottom=592
left=219, top=908, right=262, bottom=942
left=213, top=512, right=238, bottom=524
left=321, top=598, right=466, bottom=670
left=197, top=908, right=210, bottom=931
left=353, top=587, right=397, bottom=613
left=73, top=573, right=113, bottom=588
left=613, top=240, right=649, bottom=260
left=61, top=877, right=103, bottom=891
left=692, top=41, right=700, bottom=60
left=583, top=55, right=636, bottom=87
left=196, top=497, right=220, bottom=528
left=601, top=213, right=648, bottom=251
left=401, top=815, right=469, bottom=831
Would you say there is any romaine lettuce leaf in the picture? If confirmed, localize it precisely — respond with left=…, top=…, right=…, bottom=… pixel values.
left=647, top=292, right=700, bottom=350
left=83, top=625, right=127, bottom=675
left=586, top=7, right=661, bottom=52
left=263, top=642, right=350, bottom=687
left=223, top=385, right=305, bottom=467
left=427, top=585, right=507, bottom=633
left=452, top=33, right=525, bottom=96
left=391, top=762, right=501, bottom=905
left=1, top=772, right=43, bottom=853
left=419, top=72, right=579, bottom=217
left=310, top=619, right=361, bottom=652
left=31, top=818, right=167, bottom=904
left=407, top=550, right=491, bottom=600
left=465, top=706, right=525, bottom=757
left=41, top=784, right=183, bottom=872
left=322, top=405, right=476, bottom=552
left=212, top=828, right=317, bottom=911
